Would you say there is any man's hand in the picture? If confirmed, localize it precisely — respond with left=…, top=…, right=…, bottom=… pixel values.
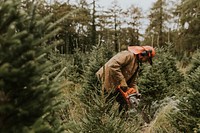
left=120, top=86, right=128, bottom=92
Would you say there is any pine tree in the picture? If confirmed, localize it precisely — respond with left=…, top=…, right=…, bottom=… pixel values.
left=175, top=0, right=200, bottom=53
left=138, top=45, right=183, bottom=122
left=0, top=0, right=63, bottom=132
left=187, top=51, right=200, bottom=74
left=81, top=44, right=114, bottom=105
left=80, top=91, right=131, bottom=133
left=64, top=48, right=87, bottom=84
left=170, top=53, right=200, bottom=132
left=77, top=45, right=140, bottom=132
left=123, top=5, right=142, bottom=46
left=144, top=0, right=172, bottom=47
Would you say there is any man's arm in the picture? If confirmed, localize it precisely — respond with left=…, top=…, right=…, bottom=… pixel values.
left=128, top=70, right=139, bottom=93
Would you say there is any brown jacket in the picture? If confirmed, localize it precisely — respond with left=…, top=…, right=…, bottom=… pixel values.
left=96, top=50, right=139, bottom=92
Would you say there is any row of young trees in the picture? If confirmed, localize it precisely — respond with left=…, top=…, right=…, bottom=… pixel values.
left=80, top=44, right=200, bottom=132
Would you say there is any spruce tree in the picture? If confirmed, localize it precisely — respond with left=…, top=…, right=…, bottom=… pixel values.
left=170, top=53, right=200, bottom=132
left=187, top=51, right=200, bottom=74
left=0, top=0, right=62, bottom=132
left=138, top=45, right=183, bottom=121
left=80, top=91, right=131, bottom=133
left=144, top=0, right=172, bottom=47
left=175, top=0, right=200, bottom=53
left=81, top=44, right=114, bottom=105
left=65, top=48, right=87, bottom=84
left=78, top=45, right=140, bottom=132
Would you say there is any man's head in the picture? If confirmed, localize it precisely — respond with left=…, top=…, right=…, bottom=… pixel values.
left=128, top=45, right=156, bottom=65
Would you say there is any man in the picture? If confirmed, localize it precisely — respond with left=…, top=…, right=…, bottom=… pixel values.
left=96, top=45, right=156, bottom=112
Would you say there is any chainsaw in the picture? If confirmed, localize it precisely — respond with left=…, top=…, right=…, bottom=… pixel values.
left=117, top=86, right=141, bottom=109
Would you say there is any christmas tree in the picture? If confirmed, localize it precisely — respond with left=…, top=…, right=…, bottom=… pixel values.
left=170, top=52, right=200, bottom=132
left=187, top=51, right=200, bottom=74
left=79, top=45, right=139, bottom=132
left=81, top=44, right=114, bottom=105
left=138, top=45, right=183, bottom=122
left=0, top=0, right=62, bottom=132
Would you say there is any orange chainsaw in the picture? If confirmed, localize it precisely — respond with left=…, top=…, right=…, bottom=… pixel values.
left=117, top=86, right=141, bottom=108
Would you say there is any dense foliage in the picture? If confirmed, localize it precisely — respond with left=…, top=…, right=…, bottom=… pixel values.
left=0, top=0, right=64, bottom=132
left=81, top=44, right=114, bottom=105
left=170, top=52, right=200, bottom=132
left=137, top=45, right=184, bottom=122
left=0, top=0, right=199, bottom=132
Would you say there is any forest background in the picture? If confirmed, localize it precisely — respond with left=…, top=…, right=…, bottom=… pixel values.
left=0, top=0, right=199, bottom=133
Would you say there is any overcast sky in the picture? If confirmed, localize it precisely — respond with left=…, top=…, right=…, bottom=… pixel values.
left=95, top=0, right=157, bottom=12
left=57, top=0, right=157, bottom=12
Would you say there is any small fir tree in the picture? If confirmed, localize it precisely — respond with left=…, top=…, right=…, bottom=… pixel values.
left=0, top=0, right=63, bottom=132
left=170, top=56, right=200, bottom=132
left=66, top=48, right=88, bottom=84
left=78, top=45, right=141, bottom=132
left=81, top=44, right=114, bottom=105
left=187, top=51, right=200, bottom=74
left=80, top=90, right=131, bottom=133
left=138, top=45, right=183, bottom=122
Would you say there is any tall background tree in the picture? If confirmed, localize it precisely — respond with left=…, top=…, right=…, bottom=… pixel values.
left=50, top=1, right=91, bottom=54
left=121, top=5, right=142, bottom=47
left=144, top=0, right=172, bottom=47
left=105, top=0, right=123, bottom=52
left=173, top=0, right=200, bottom=55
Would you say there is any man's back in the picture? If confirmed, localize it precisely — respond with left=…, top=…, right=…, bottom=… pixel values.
left=96, top=50, right=139, bottom=92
